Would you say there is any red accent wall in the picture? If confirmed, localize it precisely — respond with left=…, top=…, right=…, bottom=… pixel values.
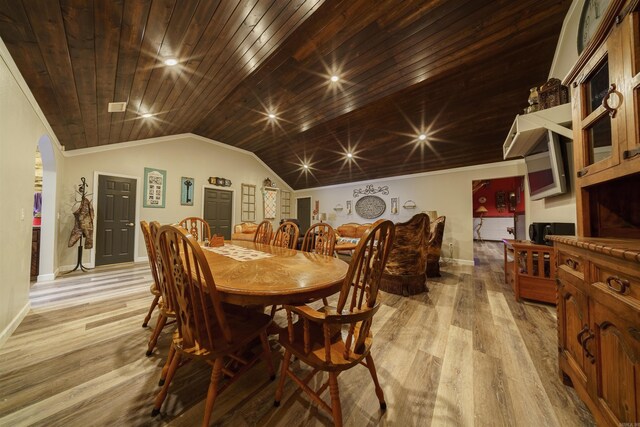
left=473, top=176, right=525, bottom=217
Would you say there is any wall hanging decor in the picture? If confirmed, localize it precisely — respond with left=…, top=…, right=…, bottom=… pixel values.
left=180, top=177, right=194, bottom=206
left=144, top=167, right=166, bottom=208
left=334, top=204, right=343, bottom=211
left=353, top=184, right=389, bottom=198
left=391, top=197, right=399, bottom=214
left=241, top=184, right=256, bottom=222
left=346, top=200, right=352, bottom=214
left=496, top=191, right=507, bottom=212
left=355, top=195, right=386, bottom=219
left=263, top=187, right=277, bottom=219
left=402, top=200, right=416, bottom=209
left=208, top=177, right=232, bottom=187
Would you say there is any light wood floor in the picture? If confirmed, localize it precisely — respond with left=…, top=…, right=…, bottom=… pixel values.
left=0, top=242, right=594, bottom=426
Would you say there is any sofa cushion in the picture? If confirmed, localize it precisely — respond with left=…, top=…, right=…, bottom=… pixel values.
left=337, top=225, right=357, bottom=238
left=241, top=223, right=258, bottom=233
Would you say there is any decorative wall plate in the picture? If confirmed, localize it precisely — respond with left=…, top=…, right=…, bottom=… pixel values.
left=355, top=195, right=386, bottom=219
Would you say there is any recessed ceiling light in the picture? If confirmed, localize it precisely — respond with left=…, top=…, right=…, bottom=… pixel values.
left=141, top=113, right=153, bottom=118
left=346, top=152, right=353, bottom=158
left=164, top=57, right=178, bottom=66
left=303, top=164, right=309, bottom=169
left=418, top=133, right=427, bottom=141
left=330, top=75, right=339, bottom=82
left=268, top=113, right=276, bottom=119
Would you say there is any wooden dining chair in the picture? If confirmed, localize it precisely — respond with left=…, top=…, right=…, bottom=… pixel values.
left=272, top=221, right=300, bottom=249
left=274, top=219, right=395, bottom=427
left=301, top=222, right=337, bottom=256
left=145, top=221, right=177, bottom=356
left=179, top=216, right=211, bottom=242
left=302, top=222, right=338, bottom=305
left=253, top=220, right=273, bottom=244
left=152, top=224, right=275, bottom=425
left=141, top=221, right=162, bottom=328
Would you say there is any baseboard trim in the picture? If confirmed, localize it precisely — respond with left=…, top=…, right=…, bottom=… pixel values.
left=450, top=258, right=474, bottom=266
left=37, top=272, right=56, bottom=282
left=0, top=301, right=30, bottom=348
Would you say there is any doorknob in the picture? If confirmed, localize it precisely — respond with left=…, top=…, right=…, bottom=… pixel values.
left=127, top=223, right=134, bottom=226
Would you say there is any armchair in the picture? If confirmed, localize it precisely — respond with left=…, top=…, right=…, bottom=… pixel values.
left=380, top=213, right=430, bottom=295
left=426, top=216, right=446, bottom=277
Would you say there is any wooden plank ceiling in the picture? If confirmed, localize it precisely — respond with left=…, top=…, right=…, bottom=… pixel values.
left=0, top=0, right=571, bottom=189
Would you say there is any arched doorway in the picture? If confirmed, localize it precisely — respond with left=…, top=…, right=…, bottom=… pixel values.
left=37, top=135, right=57, bottom=281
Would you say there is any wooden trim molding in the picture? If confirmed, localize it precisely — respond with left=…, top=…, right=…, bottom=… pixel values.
left=0, top=301, right=30, bottom=348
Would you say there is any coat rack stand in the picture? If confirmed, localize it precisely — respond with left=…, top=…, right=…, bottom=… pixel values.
left=67, top=235, right=91, bottom=273
left=65, top=177, right=93, bottom=274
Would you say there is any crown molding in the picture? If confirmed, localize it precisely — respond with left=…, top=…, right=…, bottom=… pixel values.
left=0, top=37, right=63, bottom=153
left=64, top=132, right=294, bottom=192
left=293, top=159, right=526, bottom=192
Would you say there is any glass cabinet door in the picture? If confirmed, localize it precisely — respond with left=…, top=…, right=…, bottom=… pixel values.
left=573, top=27, right=625, bottom=182
left=625, top=11, right=640, bottom=162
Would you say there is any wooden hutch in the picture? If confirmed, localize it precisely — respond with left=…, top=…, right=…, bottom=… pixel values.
left=550, top=0, right=640, bottom=425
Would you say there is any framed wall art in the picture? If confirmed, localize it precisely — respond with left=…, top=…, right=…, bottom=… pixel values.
left=263, top=187, right=277, bottom=219
left=180, top=177, right=194, bottom=206
left=143, top=167, right=166, bottom=208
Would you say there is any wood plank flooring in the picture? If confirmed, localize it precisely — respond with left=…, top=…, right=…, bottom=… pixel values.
left=0, top=242, right=594, bottom=426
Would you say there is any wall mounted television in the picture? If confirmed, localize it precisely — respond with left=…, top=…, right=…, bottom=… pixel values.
left=525, top=130, right=567, bottom=201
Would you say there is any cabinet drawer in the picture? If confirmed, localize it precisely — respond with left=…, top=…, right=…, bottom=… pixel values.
left=592, top=263, right=640, bottom=307
left=557, top=250, right=584, bottom=280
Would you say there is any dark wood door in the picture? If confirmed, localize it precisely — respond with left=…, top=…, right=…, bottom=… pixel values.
left=96, top=175, right=136, bottom=266
left=204, top=188, right=233, bottom=239
left=296, top=197, right=311, bottom=235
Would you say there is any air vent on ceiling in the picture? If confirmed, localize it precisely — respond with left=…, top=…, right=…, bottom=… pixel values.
left=108, top=101, right=127, bottom=113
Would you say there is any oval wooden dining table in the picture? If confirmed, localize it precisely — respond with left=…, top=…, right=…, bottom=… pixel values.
left=199, top=240, right=349, bottom=306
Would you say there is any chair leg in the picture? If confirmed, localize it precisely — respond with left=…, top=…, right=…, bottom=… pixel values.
left=159, top=343, right=176, bottom=386
left=270, top=305, right=277, bottom=318
left=143, top=295, right=160, bottom=327
left=152, top=350, right=181, bottom=416
left=202, top=358, right=224, bottom=427
left=328, top=372, right=343, bottom=427
left=259, top=331, right=275, bottom=380
left=274, top=349, right=292, bottom=406
left=146, top=314, right=167, bottom=356
left=365, top=353, right=386, bottom=410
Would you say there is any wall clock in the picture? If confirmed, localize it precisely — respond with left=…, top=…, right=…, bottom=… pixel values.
left=478, top=196, right=487, bottom=203
left=577, top=0, right=611, bottom=54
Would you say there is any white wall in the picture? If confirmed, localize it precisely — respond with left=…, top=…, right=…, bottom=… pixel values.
left=59, top=134, right=291, bottom=267
left=0, top=38, right=63, bottom=345
left=295, top=161, right=530, bottom=264
left=549, top=0, right=585, bottom=81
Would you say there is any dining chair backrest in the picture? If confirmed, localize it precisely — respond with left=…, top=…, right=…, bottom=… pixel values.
left=336, top=219, right=395, bottom=352
left=156, top=224, right=232, bottom=350
left=301, top=222, right=336, bottom=256
left=272, top=221, right=300, bottom=249
left=254, top=220, right=273, bottom=245
left=179, top=217, right=211, bottom=242
left=141, top=221, right=161, bottom=290
left=149, top=221, right=177, bottom=314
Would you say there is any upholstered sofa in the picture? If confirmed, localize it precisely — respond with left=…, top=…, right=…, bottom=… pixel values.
left=380, top=213, right=430, bottom=295
left=426, top=216, right=446, bottom=277
left=335, top=222, right=372, bottom=252
left=231, top=222, right=259, bottom=241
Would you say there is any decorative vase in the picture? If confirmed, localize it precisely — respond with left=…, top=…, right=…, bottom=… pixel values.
left=528, top=87, right=539, bottom=106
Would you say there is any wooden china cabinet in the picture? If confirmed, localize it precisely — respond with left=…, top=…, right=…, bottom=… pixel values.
left=550, top=1, right=640, bottom=425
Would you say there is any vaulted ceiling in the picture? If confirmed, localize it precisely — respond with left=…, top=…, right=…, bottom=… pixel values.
left=0, top=0, right=571, bottom=189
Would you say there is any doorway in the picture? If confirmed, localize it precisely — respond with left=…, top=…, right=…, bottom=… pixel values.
left=296, top=197, right=311, bottom=235
left=203, top=188, right=233, bottom=239
left=95, top=175, right=137, bottom=266
left=471, top=176, right=526, bottom=261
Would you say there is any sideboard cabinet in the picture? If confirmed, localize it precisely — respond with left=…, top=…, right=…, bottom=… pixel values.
left=554, top=0, right=640, bottom=425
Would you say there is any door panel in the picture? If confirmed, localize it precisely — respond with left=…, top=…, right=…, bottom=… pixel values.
left=96, top=175, right=136, bottom=266
left=203, top=188, right=232, bottom=240
left=558, top=279, right=588, bottom=384
left=297, top=197, right=311, bottom=235
left=591, top=297, right=640, bottom=425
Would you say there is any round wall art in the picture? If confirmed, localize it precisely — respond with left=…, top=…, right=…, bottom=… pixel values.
left=355, top=195, right=386, bottom=219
